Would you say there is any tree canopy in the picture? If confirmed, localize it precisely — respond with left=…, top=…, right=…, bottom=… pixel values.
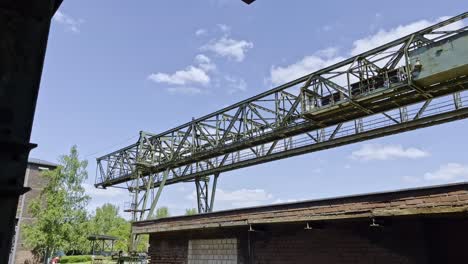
left=185, top=208, right=198, bottom=216
left=155, top=207, right=170, bottom=219
left=22, top=146, right=168, bottom=259
left=23, top=145, right=90, bottom=259
left=89, top=203, right=130, bottom=251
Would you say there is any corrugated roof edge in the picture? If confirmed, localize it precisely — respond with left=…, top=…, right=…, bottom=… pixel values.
left=134, top=181, right=468, bottom=225
left=28, top=158, right=59, bottom=168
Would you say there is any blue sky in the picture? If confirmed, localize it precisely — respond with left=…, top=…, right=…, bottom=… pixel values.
left=31, top=1, right=468, bottom=216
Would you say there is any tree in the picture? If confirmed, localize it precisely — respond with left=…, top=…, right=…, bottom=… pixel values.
left=185, top=208, right=198, bottom=216
left=155, top=207, right=170, bottom=219
left=91, top=204, right=121, bottom=234
left=22, top=146, right=90, bottom=262
left=89, top=203, right=131, bottom=251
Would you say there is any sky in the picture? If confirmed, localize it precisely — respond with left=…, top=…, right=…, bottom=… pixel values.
left=31, top=1, right=468, bottom=217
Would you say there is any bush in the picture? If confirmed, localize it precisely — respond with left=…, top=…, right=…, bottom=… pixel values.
left=59, top=255, right=92, bottom=263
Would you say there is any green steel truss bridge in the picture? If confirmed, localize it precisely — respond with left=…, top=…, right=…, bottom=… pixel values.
left=96, top=13, right=468, bottom=222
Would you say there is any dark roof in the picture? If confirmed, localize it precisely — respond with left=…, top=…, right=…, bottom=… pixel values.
left=143, top=181, right=468, bottom=222
left=133, top=182, right=468, bottom=234
left=28, top=158, right=58, bottom=168
left=87, top=234, right=119, bottom=241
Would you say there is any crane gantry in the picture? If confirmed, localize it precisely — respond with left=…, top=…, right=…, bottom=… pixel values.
left=95, top=13, right=468, bottom=225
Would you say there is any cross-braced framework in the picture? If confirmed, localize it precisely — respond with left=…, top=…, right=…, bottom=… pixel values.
left=96, top=13, right=468, bottom=236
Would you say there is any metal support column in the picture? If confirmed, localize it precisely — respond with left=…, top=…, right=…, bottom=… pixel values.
left=195, top=173, right=219, bottom=213
left=454, top=92, right=463, bottom=109
left=1, top=2, right=62, bottom=264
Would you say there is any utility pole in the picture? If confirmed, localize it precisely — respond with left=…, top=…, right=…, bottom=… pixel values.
left=0, top=1, right=62, bottom=263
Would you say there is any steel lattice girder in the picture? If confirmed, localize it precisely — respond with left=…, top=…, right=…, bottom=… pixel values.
left=96, top=13, right=468, bottom=190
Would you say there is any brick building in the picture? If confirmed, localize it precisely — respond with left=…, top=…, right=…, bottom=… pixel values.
left=133, top=182, right=468, bottom=264
left=9, top=158, right=58, bottom=264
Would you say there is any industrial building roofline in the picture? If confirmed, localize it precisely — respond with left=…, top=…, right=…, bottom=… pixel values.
left=28, top=158, right=58, bottom=168
left=133, top=182, right=468, bottom=234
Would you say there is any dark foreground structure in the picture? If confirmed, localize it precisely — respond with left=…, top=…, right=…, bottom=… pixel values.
left=9, top=159, right=58, bottom=264
left=134, top=183, right=468, bottom=264
left=1, top=2, right=62, bottom=262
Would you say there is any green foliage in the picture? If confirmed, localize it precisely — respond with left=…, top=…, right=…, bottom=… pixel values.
left=136, top=234, right=149, bottom=252
left=22, top=146, right=91, bottom=259
left=185, top=208, right=198, bottom=216
left=89, top=203, right=131, bottom=251
left=155, top=207, right=170, bottom=219
left=87, top=203, right=149, bottom=252
left=21, top=145, right=169, bottom=257
left=59, top=255, right=92, bottom=263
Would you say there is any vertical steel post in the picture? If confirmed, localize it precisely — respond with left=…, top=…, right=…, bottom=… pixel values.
left=209, top=173, right=219, bottom=212
left=146, top=170, right=169, bottom=218
left=196, top=173, right=219, bottom=213
left=454, top=92, right=462, bottom=109
left=195, top=177, right=209, bottom=213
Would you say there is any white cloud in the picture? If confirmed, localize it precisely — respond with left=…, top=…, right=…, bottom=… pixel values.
left=316, top=47, right=340, bottom=59
left=148, top=54, right=216, bottom=89
left=270, top=51, right=344, bottom=86
left=186, top=188, right=274, bottom=209
left=195, top=54, right=211, bottom=64
left=202, top=37, right=254, bottom=62
left=270, top=16, right=465, bottom=86
left=84, top=183, right=127, bottom=198
left=167, top=86, right=203, bottom=95
left=83, top=183, right=129, bottom=214
left=217, top=188, right=273, bottom=207
left=351, top=144, right=429, bottom=161
left=272, top=198, right=298, bottom=204
left=351, top=16, right=465, bottom=56
left=402, top=175, right=422, bottom=184
left=148, top=66, right=210, bottom=86
left=225, top=75, right=247, bottom=94
left=424, top=163, right=468, bottom=181
left=195, top=28, right=207, bottom=36
left=217, top=24, right=231, bottom=33
left=311, top=168, right=322, bottom=174
left=322, top=25, right=333, bottom=32
left=53, top=11, right=83, bottom=33
left=195, top=54, right=217, bottom=72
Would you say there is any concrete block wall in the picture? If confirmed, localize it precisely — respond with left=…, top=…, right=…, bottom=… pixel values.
left=188, top=239, right=238, bottom=264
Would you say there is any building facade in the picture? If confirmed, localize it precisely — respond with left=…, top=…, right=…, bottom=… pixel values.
left=9, top=158, right=58, bottom=264
left=133, top=183, right=468, bottom=264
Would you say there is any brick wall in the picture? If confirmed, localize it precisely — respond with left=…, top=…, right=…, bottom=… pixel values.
left=148, top=217, right=468, bottom=264
left=143, top=184, right=468, bottom=264
left=188, top=239, right=238, bottom=264
left=252, top=221, right=427, bottom=264
left=13, top=164, right=52, bottom=264
left=148, top=237, right=188, bottom=264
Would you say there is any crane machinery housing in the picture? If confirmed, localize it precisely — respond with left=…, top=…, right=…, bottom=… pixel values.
left=95, top=13, right=468, bottom=229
